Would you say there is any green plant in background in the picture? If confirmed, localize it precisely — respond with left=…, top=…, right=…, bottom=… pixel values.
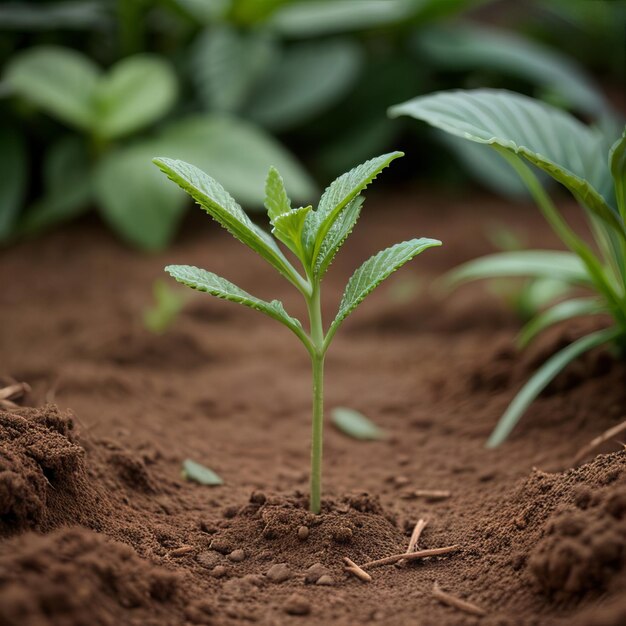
left=390, top=89, right=626, bottom=447
left=154, top=151, right=441, bottom=512
left=143, top=279, right=192, bottom=334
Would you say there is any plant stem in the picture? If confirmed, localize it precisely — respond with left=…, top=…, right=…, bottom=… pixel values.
left=307, top=283, right=325, bottom=514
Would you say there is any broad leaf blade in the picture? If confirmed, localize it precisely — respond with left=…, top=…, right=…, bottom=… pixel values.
left=306, top=151, right=403, bottom=263
left=165, top=265, right=303, bottom=333
left=488, top=327, right=620, bottom=447
left=446, top=250, right=591, bottom=287
left=390, top=89, right=622, bottom=234
left=154, top=158, right=299, bottom=283
left=265, top=166, right=292, bottom=223
left=330, top=238, right=441, bottom=334
left=315, top=195, right=363, bottom=277
left=5, top=45, right=99, bottom=130
left=182, top=459, right=223, bottom=486
left=609, top=127, right=626, bottom=220
left=95, top=55, right=178, bottom=139
left=332, top=407, right=386, bottom=440
left=518, top=297, right=606, bottom=347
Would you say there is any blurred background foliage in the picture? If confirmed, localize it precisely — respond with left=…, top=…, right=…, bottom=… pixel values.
left=0, top=0, right=624, bottom=250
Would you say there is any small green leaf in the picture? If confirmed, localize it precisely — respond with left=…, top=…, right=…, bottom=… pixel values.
left=306, top=151, right=403, bottom=263
left=314, top=195, right=363, bottom=277
left=143, top=280, right=189, bottom=334
left=94, top=55, right=178, bottom=139
left=265, top=166, right=292, bottom=223
left=182, top=459, right=223, bottom=486
left=488, top=327, right=620, bottom=447
left=329, top=238, right=441, bottom=338
left=332, top=407, right=386, bottom=440
left=272, top=205, right=312, bottom=256
left=446, top=251, right=591, bottom=288
left=609, top=127, right=626, bottom=220
left=5, top=45, right=99, bottom=130
left=518, top=297, right=607, bottom=347
left=165, top=265, right=303, bottom=334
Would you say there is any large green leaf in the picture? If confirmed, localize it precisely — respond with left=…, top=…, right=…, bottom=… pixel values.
left=328, top=238, right=441, bottom=339
left=191, top=26, right=275, bottom=113
left=306, top=152, right=402, bottom=264
left=268, top=0, right=415, bottom=37
left=4, top=45, right=99, bottom=130
left=20, top=136, right=92, bottom=235
left=0, top=127, right=27, bottom=241
left=165, top=265, right=303, bottom=334
left=245, top=39, right=363, bottom=131
left=389, top=89, right=622, bottom=234
left=414, top=24, right=608, bottom=116
left=488, top=327, right=620, bottom=447
left=95, top=144, right=184, bottom=251
left=610, top=127, right=626, bottom=220
left=155, top=116, right=315, bottom=207
left=94, top=55, right=177, bottom=139
left=446, top=250, right=591, bottom=287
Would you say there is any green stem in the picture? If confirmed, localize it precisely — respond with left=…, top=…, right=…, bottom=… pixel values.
left=307, top=283, right=325, bottom=514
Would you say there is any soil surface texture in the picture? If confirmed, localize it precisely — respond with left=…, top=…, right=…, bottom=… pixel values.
left=0, top=190, right=625, bottom=626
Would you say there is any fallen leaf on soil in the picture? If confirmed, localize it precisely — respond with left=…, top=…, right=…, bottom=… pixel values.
left=182, top=459, right=223, bottom=485
left=331, top=407, right=387, bottom=440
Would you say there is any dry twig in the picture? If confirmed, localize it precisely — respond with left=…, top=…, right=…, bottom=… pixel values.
left=410, top=489, right=451, bottom=501
left=573, top=419, right=626, bottom=465
left=407, top=518, right=428, bottom=553
left=0, top=382, right=31, bottom=409
left=432, top=581, right=486, bottom=617
left=343, top=557, right=372, bottom=582
left=361, top=545, right=459, bottom=570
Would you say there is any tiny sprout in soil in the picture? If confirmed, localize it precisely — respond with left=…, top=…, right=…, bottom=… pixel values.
left=154, top=152, right=441, bottom=513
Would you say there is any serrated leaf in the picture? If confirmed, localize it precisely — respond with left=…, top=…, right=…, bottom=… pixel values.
left=154, top=158, right=302, bottom=286
left=314, top=195, right=363, bottom=277
left=272, top=205, right=312, bottom=255
left=609, top=127, right=626, bottom=220
left=165, top=265, right=303, bottom=334
left=265, top=166, right=291, bottom=223
left=331, top=407, right=386, bottom=441
left=446, top=250, right=591, bottom=287
left=94, top=55, right=177, bottom=139
left=390, top=89, right=623, bottom=236
left=488, top=327, right=620, bottom=447
left=182, top=459, right=223, bottom=486
left=329, top=238, right=441, bottom=336
left=305, top=152, right=403, bottom=265
left=4, top=45, right=99, bottom=130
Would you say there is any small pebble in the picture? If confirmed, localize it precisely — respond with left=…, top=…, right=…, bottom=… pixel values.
left=297, top=526, right=310, bottom=540
left=283, top=593, right=310, bottom=616
left=209, top=538, right=232, bottom=554
left=304, top=562, right=330, bottom=584
left=211, top=565, right=228, bottom=578
left=266, top=563, right=292, bottom=583
left=393, top=475, right=410, bottom=487
left=228, top=549, right=245, bottom=562
left=249, top=491, right=267, bottom=505
left=315, top=574, right=334, bottom=586
left=331, top=526, right=353, bottom=543
left=222, top=506, right=239, bottom=519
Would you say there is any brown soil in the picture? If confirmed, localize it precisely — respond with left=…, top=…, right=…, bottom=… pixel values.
left=0, top=190, right=625, bottom=626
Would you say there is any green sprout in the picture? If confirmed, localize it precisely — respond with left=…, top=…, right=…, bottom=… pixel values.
left=390, top=88, right=626, bottom=448
left=153, top=152, right=441, bottom=513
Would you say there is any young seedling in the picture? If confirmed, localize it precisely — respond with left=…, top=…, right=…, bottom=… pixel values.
left=153, top=152, right=441, bottom=513
left=390, top=88, right=626, bottom=447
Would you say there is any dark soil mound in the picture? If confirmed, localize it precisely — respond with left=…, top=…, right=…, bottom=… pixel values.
left=0, top=526, right=181, bottom=626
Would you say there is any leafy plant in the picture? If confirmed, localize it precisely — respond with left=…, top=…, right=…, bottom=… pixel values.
left=390, top=89, right=626, bottom=447
left=155, top=151, right=441, bottom=512
left=143, top=279, right=191, bottom=334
